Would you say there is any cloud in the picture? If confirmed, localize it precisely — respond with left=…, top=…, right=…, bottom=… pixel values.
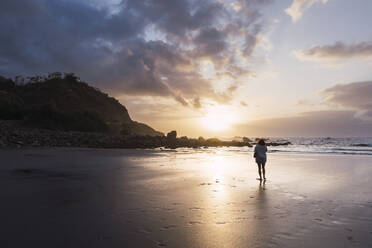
left=294, top=41, right=372, bottom=62
left=322, top=80, right=372, bottom=117
left=296, top=99, right=315, bottom=106
left=235, top=80, right=372, bottom=137
left=173, top=93, right=189, bottom=106
left=286, top=0, right=328, bottom=22
left=0, top=0, right=272, bottom=108
left=193, top=27, right=227, bottom=58
left=236, top=110, right=372, bottom=137
left=193, top=97, right=202, bottom=109
left=126, top=0, right=225, bottom=42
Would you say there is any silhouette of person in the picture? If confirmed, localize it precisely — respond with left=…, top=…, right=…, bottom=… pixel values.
left=254, top=139, right=267, bottom=180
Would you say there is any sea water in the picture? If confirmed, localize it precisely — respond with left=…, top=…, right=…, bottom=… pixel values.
left=269, top=137, right=372, bottom=155
left=159, top=137, right=372, bottom=156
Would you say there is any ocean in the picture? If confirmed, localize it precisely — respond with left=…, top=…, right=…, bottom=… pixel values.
left=269, top=137, right=372, bottom=155
left=162, top=137, right=372, bottom=156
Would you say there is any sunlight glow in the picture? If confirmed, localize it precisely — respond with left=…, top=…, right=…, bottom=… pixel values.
left=201, top=105, right=238, bottom=132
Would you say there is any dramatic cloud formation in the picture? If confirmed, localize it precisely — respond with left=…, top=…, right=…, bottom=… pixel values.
left=286, top=0, right=328, bottom=22
left=322, top=81, right=372, bottom=117
left=294, top=41, right=372, bottom=62
left=237, top=111, right=372, bottom=137
left=0, top=0, right=272, bottom=108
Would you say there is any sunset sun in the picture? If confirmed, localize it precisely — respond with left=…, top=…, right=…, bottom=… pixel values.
left=201, top=105, right=237, bottom=132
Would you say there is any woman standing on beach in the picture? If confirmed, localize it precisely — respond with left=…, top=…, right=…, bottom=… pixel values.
left=254, top=139, right=267, bottom=180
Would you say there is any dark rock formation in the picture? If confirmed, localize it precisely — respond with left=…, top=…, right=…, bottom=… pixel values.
left=266, top=141, right=291, bottom=146
left=0, top=120, right=292, bottom=149
left=351, top=143, right=370, bottom=147
left=166, top=130, right=178, bottom=148
left=167, top=130, right=177, bottom=139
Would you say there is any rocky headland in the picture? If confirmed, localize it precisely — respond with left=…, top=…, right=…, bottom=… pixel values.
left=0, top=73, right=291, bottom=149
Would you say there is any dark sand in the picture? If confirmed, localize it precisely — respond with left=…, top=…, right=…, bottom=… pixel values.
left=1, top=148, right=372, bottom=247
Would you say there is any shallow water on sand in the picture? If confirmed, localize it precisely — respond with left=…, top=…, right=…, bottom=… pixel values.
left=1, top=148, right=372, bottom=247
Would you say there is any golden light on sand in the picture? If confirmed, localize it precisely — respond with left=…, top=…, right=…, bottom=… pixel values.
left=201, top=105, right=237, bottom=131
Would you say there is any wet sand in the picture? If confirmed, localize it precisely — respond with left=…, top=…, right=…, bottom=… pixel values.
left=1, top=148, right=372, bottom=247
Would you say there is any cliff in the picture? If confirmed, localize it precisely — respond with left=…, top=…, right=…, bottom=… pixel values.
left=0, top=74, right=163, bottom=136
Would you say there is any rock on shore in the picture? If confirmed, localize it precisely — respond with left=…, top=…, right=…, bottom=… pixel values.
left=0, top=122, right=292, bottom=149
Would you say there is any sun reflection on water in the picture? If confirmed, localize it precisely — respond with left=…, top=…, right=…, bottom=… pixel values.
left=190, top=152, right=264, bottom=247
left=140, top=149, right=276, bottom=247
left=209, top=155, right=227, bottom=198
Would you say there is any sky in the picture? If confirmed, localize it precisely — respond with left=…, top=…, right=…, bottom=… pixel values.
left=0, top=0, right=372, bottom=137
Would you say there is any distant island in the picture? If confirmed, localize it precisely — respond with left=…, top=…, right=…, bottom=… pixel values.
left=0, top=73, right=290, bottom=149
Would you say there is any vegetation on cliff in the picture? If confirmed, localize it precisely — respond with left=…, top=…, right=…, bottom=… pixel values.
left=0, top=73, right=163, bottom=136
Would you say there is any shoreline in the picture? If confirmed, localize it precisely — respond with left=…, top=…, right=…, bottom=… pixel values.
left=2, top=145, right=372, bottom=158
left=2, top=146, right=372, bottom=158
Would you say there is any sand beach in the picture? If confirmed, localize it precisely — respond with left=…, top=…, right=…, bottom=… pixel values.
left=1, top=148, right=372, bottom=247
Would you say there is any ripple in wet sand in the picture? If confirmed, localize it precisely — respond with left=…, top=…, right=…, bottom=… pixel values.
left=215, top=221, right=228, bottom=225
left=161, top=225, right=178, bottom=230
left=189, top=207, right=204, bottom=211
left=157, top=241, right=167, bottom=247
left=188, top=221, right=203, bottom=225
